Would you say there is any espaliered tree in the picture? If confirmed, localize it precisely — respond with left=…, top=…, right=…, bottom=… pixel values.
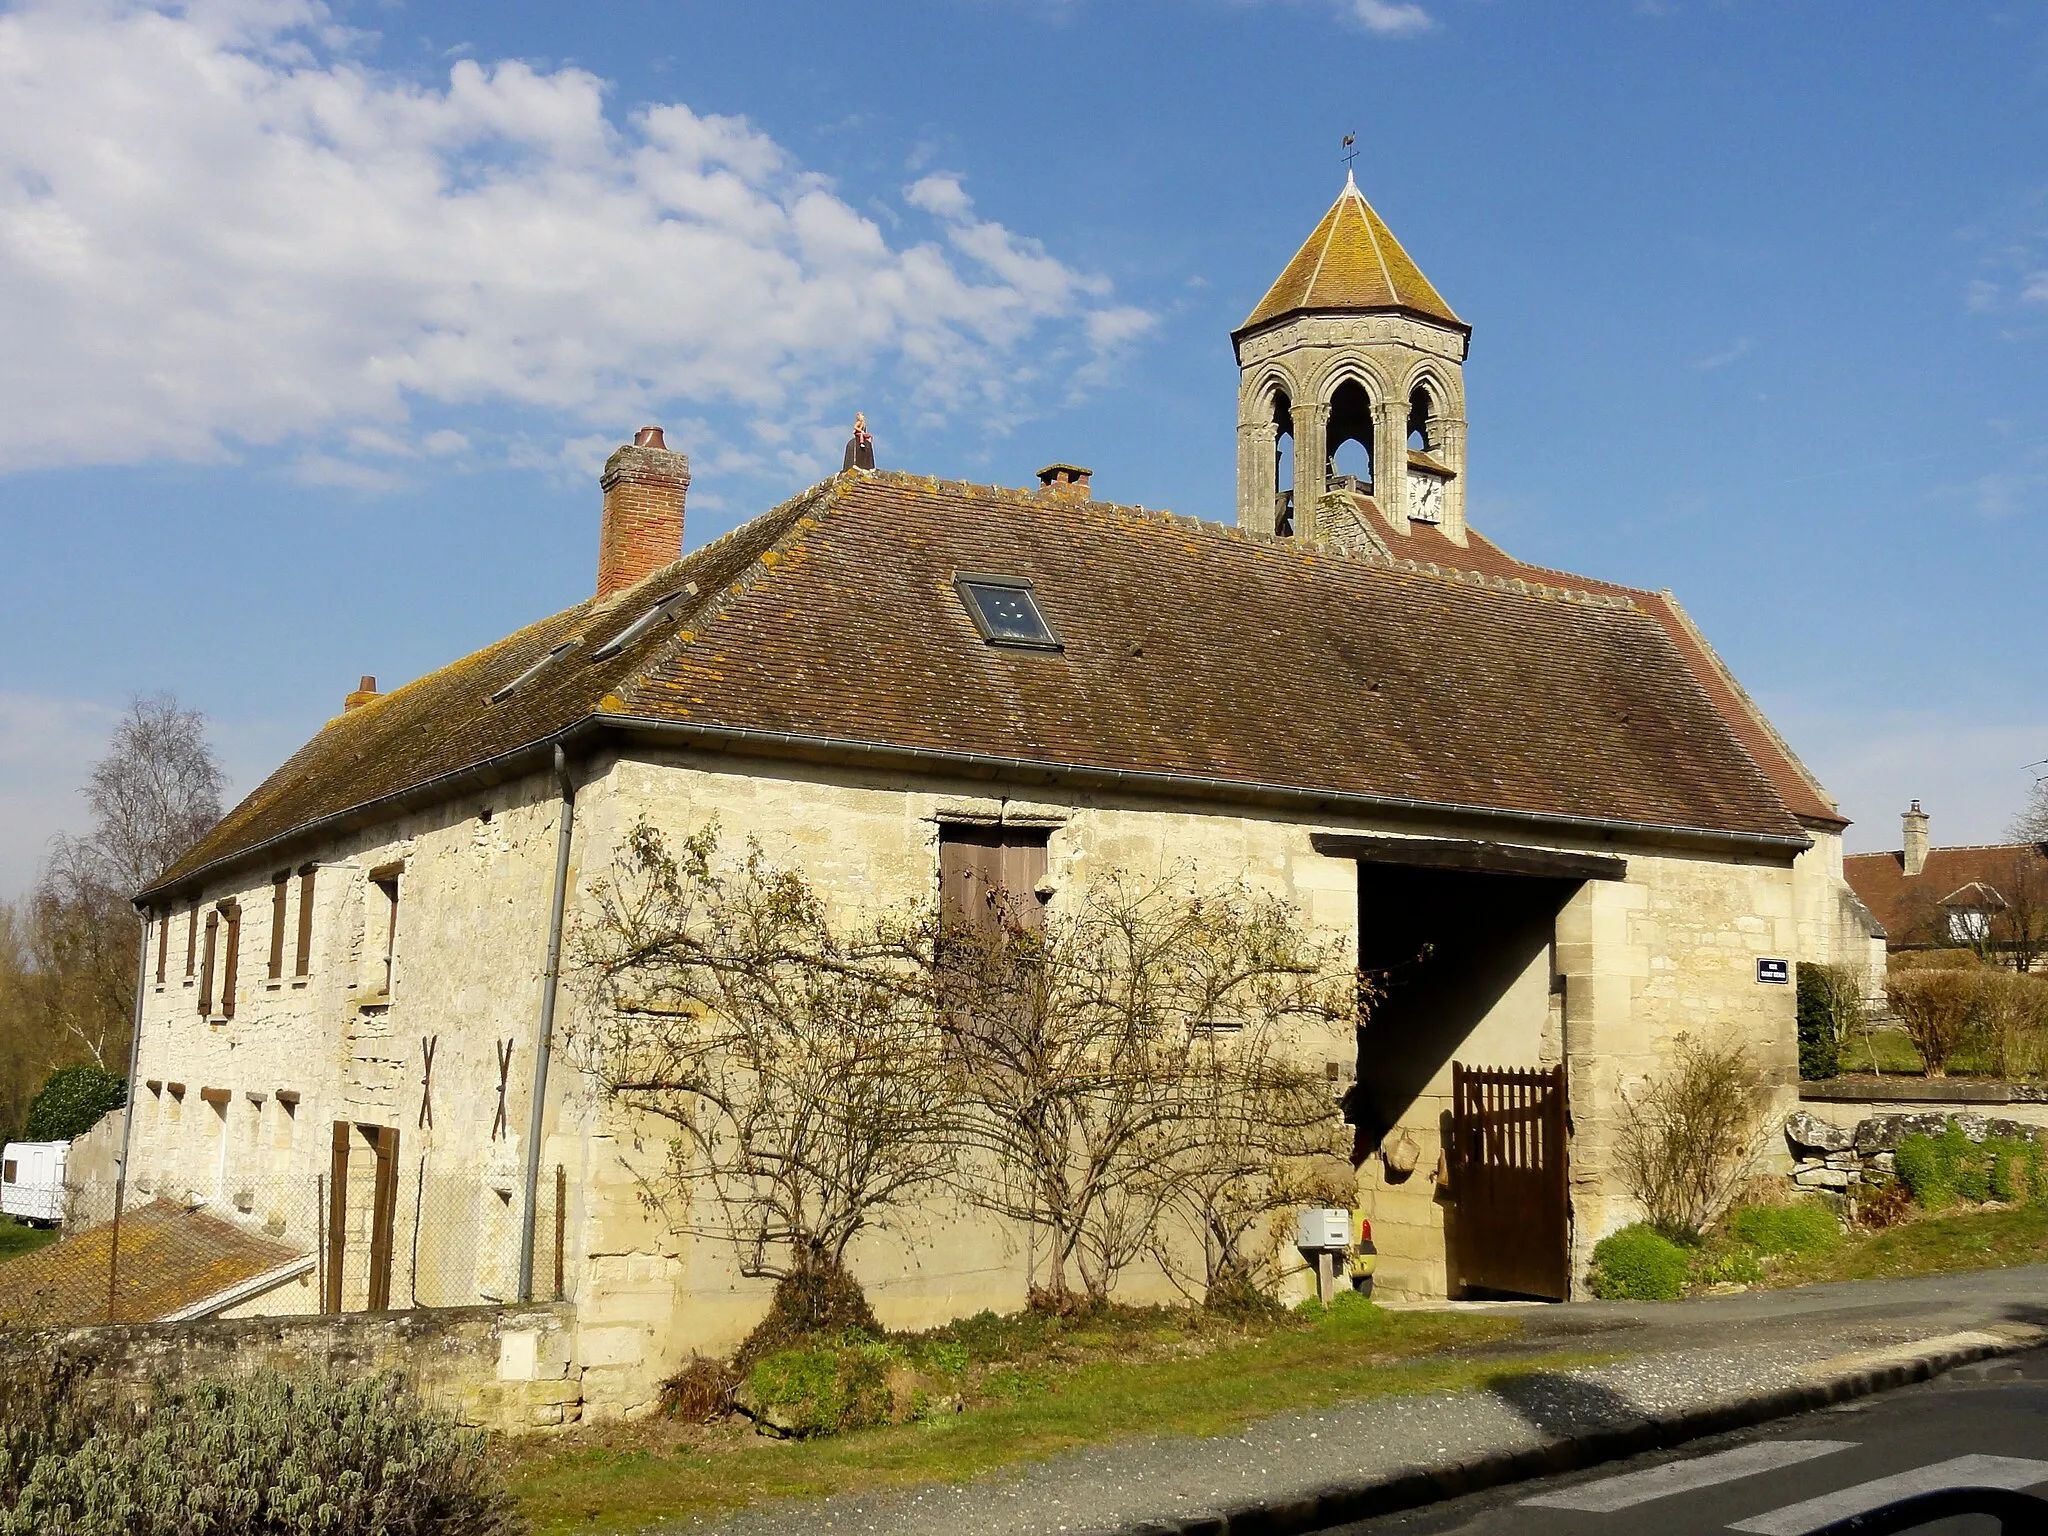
left=574, top=823, right=1364, bottom=1317
left=936, top=871, right=1359, bottom=1308
left=573, top=821, right=956, bottom=1288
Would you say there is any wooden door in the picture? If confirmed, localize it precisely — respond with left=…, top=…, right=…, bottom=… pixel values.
left=1448, top=1062, right=1569, bottom=1300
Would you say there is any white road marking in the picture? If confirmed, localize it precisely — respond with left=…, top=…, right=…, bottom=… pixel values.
left=1520, top=1440, right=1856, bottom=1512
left=1728, top=1453, right=2048, bottom=1534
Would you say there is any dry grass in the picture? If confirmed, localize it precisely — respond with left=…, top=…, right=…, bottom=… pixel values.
left=504, top=1302, right=1570, bottom=1535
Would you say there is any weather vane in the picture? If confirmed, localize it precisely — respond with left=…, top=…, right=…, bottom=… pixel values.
left=1341, top=133, right=1358, bottom=173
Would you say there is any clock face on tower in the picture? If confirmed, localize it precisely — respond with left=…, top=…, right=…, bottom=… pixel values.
left=1408, top=468, right=1445, bottom=525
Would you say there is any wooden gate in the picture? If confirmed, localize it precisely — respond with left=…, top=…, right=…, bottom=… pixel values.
left=1448, top=1062, right=1569, bottom=1300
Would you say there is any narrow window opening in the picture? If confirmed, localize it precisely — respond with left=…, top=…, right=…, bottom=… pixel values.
left=296, top=865, right=317, bottom=977
left=269, top=872, right=289, bottom=980
left=198, top=910, right=218, bottom=1016
left=220, top=901, right=241, bottom=1019
left=1271, top=388, right=1296, bottom=538
left=185, top=905, right=198, bottom=980
left=155, top=909, right=168, bottom=986
left=366, top=869, right=401, bottom=999
left=1407, top=385, right=1435, bottom=453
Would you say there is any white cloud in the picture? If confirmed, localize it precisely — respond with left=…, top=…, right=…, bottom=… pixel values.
left=1694, top=336, right=1755, bottom=371
left=0, top=0, right=1148, bottom=477
left=1344, top=0, right=1433, bottom=35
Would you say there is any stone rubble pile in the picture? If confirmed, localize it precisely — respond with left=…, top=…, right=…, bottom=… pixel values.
left=1783, top=1110, right=2046, bottom=1191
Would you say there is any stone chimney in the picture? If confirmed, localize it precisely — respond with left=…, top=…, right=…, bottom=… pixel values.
left=1902, top=799, right=1930, bottom=877
left=344, top=675, right=380, bottom=712
left=1036, top=463, right=1093, bottom=501
left=598, top=427, right=690, bottom=598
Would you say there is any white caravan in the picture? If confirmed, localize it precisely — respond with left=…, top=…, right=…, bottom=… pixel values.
left=1, top=1141, right=67, bottom=1226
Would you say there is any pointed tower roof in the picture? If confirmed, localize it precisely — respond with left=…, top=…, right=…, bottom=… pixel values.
left=1235, top=173, right=1465, bottom=339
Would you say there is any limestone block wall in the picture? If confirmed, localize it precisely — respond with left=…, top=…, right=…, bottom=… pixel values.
left=1557, top=850, right=1800, bottom=1292
left=127, top=767, right=568, bottom=1315
left=1790, top=827, right=1886, bottom=988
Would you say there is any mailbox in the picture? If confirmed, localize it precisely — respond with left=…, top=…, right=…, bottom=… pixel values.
left=1296, top=1207, right=1352, bottom=1251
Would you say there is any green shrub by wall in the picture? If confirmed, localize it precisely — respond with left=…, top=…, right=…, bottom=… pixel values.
left=743, top=1338, right=901, bottom=1438
left=1893, top=1123, right=2045, bottom=1210
left=0, top=1369, right=520, bottom=1536
left=21, top=1064, right=127, bottom=1144
left=1589, top=1224, right=1689, bottom=1300
left=1726, top=1202, right=1841, bottom=1258
left=1795, top=964, right=1842, bottom=1080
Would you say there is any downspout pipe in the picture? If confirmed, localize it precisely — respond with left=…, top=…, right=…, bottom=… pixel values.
left=107, top=911, right=150, bottom=1321
left=518, top=743, right=577, bottom=1302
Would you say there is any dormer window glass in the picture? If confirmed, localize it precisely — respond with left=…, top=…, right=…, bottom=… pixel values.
left=955, top=574, right=1061, bottom=651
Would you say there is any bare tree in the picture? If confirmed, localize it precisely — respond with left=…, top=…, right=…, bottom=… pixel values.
left=941, top=872, right=1357, bottom=1307
left=19, top=694, right=225, bottom=1071
left=573, top=821, right=957, bottom=1284
left=2016, top=776, right=2048, bottom=846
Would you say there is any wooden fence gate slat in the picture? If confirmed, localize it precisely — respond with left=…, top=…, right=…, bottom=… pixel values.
left=1449, top=1061, right=1569, bottom=1300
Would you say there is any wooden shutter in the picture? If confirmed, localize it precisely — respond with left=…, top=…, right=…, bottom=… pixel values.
left=366, top=1125, right=400, bottom=1311
left=220, top=903, right=241, bottom=1019
left=268, top=874, right=288, bottom=979
left=185, top=905, right=198, bottom=978
left=325, top=1122, right=349, bottom=1313
left=295, top=866, right=316, bottom=976
left=198, top=911, right=218, bottom=1015
left=939, top=825, right=1050, bottom=934
left=155, top=909, right=168, bottom=985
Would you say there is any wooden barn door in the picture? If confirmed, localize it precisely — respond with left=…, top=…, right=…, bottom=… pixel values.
left=1449, top=1063, right=1569, bottom=1300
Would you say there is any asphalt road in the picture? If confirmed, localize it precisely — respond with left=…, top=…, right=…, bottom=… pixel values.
left=1327, top=1350, right=2048, bottom=1536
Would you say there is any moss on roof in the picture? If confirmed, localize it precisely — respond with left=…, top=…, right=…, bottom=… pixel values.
left=1237, top=176, right=1464, bottom=337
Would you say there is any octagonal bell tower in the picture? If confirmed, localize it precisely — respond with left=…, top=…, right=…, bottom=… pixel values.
left=1233, top=174, right=1472, bottom=545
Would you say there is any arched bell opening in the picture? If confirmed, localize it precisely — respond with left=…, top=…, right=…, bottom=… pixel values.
left=1408, top=384, right=1436, bottom=453
left=1271, top=387, right=1297, bottom=537
left=1326, top=380, right=1375, bottom=494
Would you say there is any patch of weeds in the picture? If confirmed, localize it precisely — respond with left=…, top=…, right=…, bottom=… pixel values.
left=1588, top=1224, right=1688, bottom=1300
left=1726, top=1202, right=1841, bottom=1259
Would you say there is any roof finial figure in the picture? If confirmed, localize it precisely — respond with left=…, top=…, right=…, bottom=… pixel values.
left=1341, top=132, right=1358, bottom=182
left=842, top=412, right=875, bottom=474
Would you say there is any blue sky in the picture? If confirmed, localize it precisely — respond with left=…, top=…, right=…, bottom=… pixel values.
left=2, top=0, right=2046, bottom=891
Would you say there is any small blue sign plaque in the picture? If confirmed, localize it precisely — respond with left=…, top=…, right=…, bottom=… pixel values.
left=1757, top=957, right=1790, bottom=985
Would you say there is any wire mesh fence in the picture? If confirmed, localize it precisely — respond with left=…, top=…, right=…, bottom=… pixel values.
left=0, top=1164, right=568, bottom=1329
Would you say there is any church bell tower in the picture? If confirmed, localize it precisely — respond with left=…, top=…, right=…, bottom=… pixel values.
left=1233, top=174, right=1471, bottom=546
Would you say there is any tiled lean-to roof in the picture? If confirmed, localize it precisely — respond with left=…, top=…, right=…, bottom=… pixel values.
left=149, top=471, right=1808, bottom=899
left=1236, top=174, right=1465, bottom=337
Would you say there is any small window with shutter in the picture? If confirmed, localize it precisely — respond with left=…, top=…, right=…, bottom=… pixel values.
left=295, top=865, right=316, bottom=977
left=939, top=824, right=1051, bottom=935
left=220, top=901, right=241, bottom=1019
left=155, top=909, right=168, bottom=986
left=269, top=873, right=289, bottom=980
left=198, top=910, right=218, bottom=1016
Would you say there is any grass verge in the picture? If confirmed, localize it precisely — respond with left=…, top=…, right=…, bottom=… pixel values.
left=1765, top=1200, right=2048, bottom=1288
left=508, top=1305, right=1594, bottom=1536
left=0, top=1217, right=58, bottom=1264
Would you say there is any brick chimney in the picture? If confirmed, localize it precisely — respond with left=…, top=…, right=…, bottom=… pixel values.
left=598, top=427, right=690, bottom=598
left=1036, top=463, right=1093, bottom=501
left=344, top=675, right=380, bottom=712
left=1902, top=799, right=1930, bottom=877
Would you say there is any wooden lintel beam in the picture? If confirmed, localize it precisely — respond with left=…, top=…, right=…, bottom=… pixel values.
left=1310, top=832, right=1626, bottom=883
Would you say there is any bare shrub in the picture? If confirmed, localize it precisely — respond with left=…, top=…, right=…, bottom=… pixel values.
left=1974, top=971, right=2048, bottom=1080
left=658, top=1357, right=738, bottom=1423
left=1886, top=969, right=1977, bottom=1077
left=1614, top=1036, right=1770, bottom=1241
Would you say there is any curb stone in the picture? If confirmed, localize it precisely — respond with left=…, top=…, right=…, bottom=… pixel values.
left=1088, top=1325, right=2048, bottom=1536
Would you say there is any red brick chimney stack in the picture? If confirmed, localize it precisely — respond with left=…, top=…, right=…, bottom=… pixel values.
left=1036, top=463, right=1093, bottom=501
left=597, top=426, right=690, bottom=598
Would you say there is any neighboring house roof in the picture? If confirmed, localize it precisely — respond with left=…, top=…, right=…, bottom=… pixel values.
left=147, top=472, right=1807, bottom=901
left=0, top=1201, right=299, bottom=1326
left=1317, top=498, right=1848, bottom=829
left=1843, top=842, right=2048, bottom=944
left=1236, top=174, right=1466, bottom=338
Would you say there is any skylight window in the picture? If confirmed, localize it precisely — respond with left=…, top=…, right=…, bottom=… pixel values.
left=590, top=584, right=696, bottom=661
left=955, top=573, right=1062, bottom=651
left=490, top=640, right=577, bottom=703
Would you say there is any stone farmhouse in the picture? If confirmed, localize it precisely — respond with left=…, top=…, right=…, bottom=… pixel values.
left=1845, top=800, right=2048, bottom=954
left=123, top=178, right=1881, bottom=1417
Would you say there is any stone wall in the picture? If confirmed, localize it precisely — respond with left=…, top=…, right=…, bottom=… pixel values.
left=0, top=1302, right=581, bottom=1434
left=1784, top=1106, right=2048, bottom=1205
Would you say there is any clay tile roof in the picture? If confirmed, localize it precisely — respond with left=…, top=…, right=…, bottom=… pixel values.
left=1350, top=514, right=1848, bottom=829
left=1844, top=842, right=2048, bottom=944
left=1237, top=175, right=1464, bottom=337
left=150, top=470, right=1807, bottom=901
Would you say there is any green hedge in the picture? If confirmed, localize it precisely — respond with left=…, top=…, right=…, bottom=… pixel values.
left=22, top=1064, right=127, bottom=1143
left=1795, top=963, right=1841, bottom=1080
left=1894, top=1123, right=2045, bottom=1210
left=1589, top=1224, right=1689, bottom=1300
